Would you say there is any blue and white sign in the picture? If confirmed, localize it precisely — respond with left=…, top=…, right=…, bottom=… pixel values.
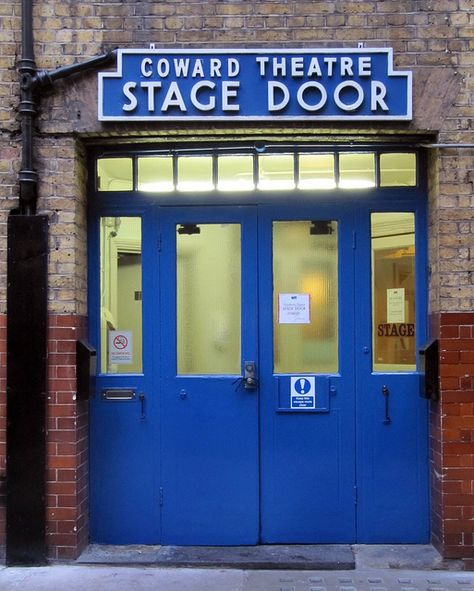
left=98, top=47, right=412, bottom=122
left=290, top=376, right=316, bottom=410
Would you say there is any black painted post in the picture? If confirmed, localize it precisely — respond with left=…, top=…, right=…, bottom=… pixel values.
left=6, top=214, right=48, bottom=565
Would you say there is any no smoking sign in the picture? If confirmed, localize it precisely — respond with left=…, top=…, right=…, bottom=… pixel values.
left=109, top=330, right=133, bottom=365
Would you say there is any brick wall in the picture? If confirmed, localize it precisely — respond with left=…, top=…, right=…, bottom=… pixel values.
left=431, top=313, right=474, bottom=559
left=0, top=314, right=6, bottom=557
left=0, top=0, right=473, bottom=560
left=47, top=315, right=88, bottom=561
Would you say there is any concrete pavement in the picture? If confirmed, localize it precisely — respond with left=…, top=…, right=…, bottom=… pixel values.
left=1, top=564, right=473, bottom=591
left=0, top=545, right=472, bottom=591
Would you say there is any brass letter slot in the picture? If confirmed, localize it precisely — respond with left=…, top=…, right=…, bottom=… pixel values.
left=102, top=389, right=136, bottom=401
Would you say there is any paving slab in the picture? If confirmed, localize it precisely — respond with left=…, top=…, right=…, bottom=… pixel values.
left=0, top=566, right=473, bottom=591
left=77, top=543, right=355, bottom=570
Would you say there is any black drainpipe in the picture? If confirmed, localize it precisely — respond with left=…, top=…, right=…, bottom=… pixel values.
left=6, top=0, right=115, bottom=565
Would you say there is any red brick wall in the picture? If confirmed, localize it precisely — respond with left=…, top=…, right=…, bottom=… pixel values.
left=47, top=315, right=88, bottom=561
left=431, top=312, right=474, bottom=560
left=0, top=314, right=6, bottom=559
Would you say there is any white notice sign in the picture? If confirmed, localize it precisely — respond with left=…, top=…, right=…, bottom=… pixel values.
left=386, top=288, right=405, bottom=323
left=109, top=330, right=133, bottom=365
left=279, top=293, right=311, bottom=324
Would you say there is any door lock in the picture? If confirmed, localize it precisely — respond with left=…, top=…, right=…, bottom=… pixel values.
left=243, top=361, right=258, bottom=391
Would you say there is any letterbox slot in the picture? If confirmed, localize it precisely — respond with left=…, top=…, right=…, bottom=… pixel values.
left=102, top=389, right=136, bottom=401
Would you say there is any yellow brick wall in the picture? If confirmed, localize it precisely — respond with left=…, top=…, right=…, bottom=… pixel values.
left=0, top=0, right=473, bottom=314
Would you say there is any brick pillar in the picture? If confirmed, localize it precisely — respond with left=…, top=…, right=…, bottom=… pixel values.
left=47, top=314, right=88, bottom=561
left=0, top=314, right=6, bottom=559
left=431, top=312, right=474, bottom=559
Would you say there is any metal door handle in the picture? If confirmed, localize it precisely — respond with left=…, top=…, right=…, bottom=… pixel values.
left=243, top=361, right=258, bottom=391
left=381, top=385, right=391, bottom=425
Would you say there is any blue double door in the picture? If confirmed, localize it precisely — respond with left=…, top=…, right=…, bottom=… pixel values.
left=90, top=202, right=429, bottom=545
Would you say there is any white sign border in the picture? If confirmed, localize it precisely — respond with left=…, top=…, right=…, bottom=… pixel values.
left=98, top=47, right=412, bottom=122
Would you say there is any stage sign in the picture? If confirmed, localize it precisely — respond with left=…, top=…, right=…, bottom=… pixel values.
left=98, top=47, right=412, bottom=122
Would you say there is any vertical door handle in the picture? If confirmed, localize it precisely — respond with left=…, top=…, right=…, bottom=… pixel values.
left=139, top=393, right=146, bottom=420
left=381, top=385, right=391, bottom=425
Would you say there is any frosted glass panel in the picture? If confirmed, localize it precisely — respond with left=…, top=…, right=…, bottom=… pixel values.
left=97, top=158, right=133, bottom=191
left=298, top=153, right=336, bottom=190
left=177, top=156, right=213, bottom=192
left=217, top=155, right=254, bottom=191
left=177, top=224, right=241, bottom=374
left=273, top=221, right=338, bottom=374
left=380, top=153, right=417, bottom=187
left=339, top=153, right=375, bottom=189
left=137, top=156, right=174, bottom=192
left=372, top=212, right=416, bottom=372
left=258, top=154, right=295, bottom=190
left=100, top=217, right=142, bottom=373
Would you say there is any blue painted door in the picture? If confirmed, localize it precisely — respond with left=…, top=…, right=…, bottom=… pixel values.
left=158, top=204, right=357, bottom=544
left=159, top=207, right=260, bottom=544
left=258, top=205, right=357, bottom=542
left=355, top=204, right=430, bottom=542
left=89, top=199, right=429, bottom=545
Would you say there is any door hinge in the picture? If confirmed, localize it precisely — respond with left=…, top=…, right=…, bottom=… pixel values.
left=352, top=230, right=357, bottom=249
left=354, top=485, right=358, bottom=505
left=157, top=234, right=162, bottom=252
left=159, top=487, right=164, bottom=506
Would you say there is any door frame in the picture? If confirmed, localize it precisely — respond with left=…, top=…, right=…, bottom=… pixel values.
left=87, top=146, right=429, bottom=545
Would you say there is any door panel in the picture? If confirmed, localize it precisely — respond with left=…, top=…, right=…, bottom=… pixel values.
left=258, top=207, right=357, bottom=543
left=355, top=206, right=429, bottom=542
left=159, top=207, right=259, bottom=545
left=89, top=214, right=159, bottom=543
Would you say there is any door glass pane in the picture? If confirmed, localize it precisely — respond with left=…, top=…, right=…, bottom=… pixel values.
left=258, top=154, right=295, bottom=190
left=380, top=153, right=417, bottom=187
left=273, top=221, right=338, bottom=374
left=177, top=223, right=241, bottom=375
left=339, top=152, right=375, bottom=189
left=217, top=155, right=254, bottom=191
left=298, top=153, right=336, bottom=190
left=137, top=156, right=174, bottom=192
left=177, top=156, right=214, bottom=192
left=371, top=212, right=416, bottom=372
left=97, top=158, right=133, bottom=191
left=100, top=217, right=142, bottom=373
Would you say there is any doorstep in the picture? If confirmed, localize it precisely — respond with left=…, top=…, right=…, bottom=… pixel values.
left=76, top=544, right=355, bottom=570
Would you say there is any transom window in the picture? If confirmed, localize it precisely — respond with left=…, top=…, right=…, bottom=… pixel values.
left=96, top=150, right=417, bottom=193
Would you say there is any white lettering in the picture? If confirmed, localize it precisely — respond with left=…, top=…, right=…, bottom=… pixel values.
left=273, top=57, right=286, bottom=76
left=140, top=81, right=162, bottom=111
left=140, top=58, right=153, bottom=78
left=228, top=58, right=240, bottom=77
left=340, top=57, right=354, bottom=77
left=210, top=59, right=221, bottom=78
left=157, top=59, right=170, bottom=78
left=358, top=57, right=372, bottom=76
left=334, top=81, right=364, bottom=111
left=323, top=57, right=337, bottom=77
left=256, top=56, right=269, bottom=76
left=161, top=81, right=186, bottom=111
left=291, top=57, right=305, bottom=77
left=371, top=81, right=389, bottom=111
left=307, top=57, right=322, bottom=77
left=268, top=81, right=290, bottom=112
left=190, top=81, right=216, bottom=111
left=192, top=59, right=205, bottom=78
left=122, top=82, right=138, bottom=112
left=174, top=58, right=190, bottom=77
left=222, top=81, right=240, bottom=111
left=297, top=81, right=327, bottom=111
